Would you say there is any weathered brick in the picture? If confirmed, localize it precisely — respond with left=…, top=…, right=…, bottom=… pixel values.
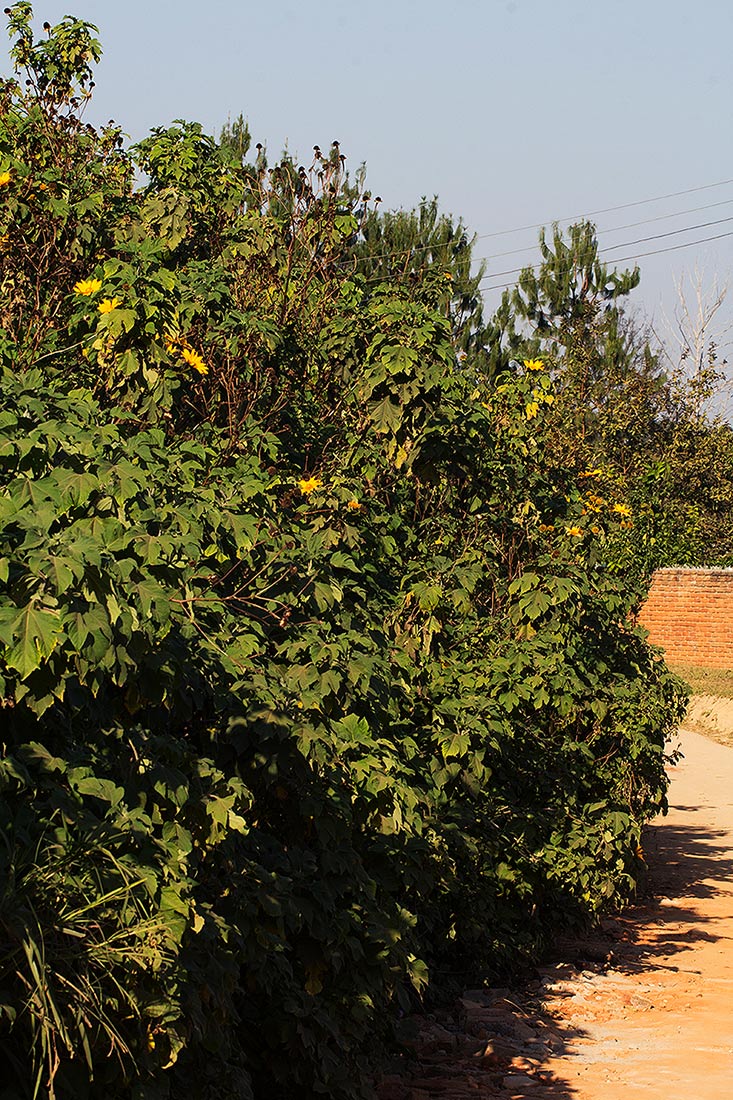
left=638, top=568, right=733, bottom=669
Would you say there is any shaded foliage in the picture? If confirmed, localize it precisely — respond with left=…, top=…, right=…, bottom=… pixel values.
left=0, top=7, right=687, bottom=1100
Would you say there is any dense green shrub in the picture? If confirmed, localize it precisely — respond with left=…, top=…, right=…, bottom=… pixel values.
left=0, top=7, right=687, bottom=1099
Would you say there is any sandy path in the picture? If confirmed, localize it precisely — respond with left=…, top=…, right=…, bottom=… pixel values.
left=378, top=728, right=733, bottom=1100
left=524, top=727, right=733, bottom=1099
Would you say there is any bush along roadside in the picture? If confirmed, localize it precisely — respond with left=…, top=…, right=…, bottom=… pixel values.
left=0, top=7, right=688, bottom=1099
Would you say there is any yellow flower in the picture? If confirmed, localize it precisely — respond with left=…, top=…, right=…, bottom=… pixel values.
left=74, top=278, right=103, bottom=296
left=98, top=297, right=121, bottom=314
left=180, top=345, right=209, bottom=375
left=0, top=170, right=11, bottom=187
left=298, top=477, right=322, bottom=495
left=443, top=272, right=453, bottom=281
left=611, top=502, right=632, bottom=518
left=525, top=401, right=540, bottom=420
left=566, top=525, right=583, bottom=537
left=347, top=499, right=362, bottom=510
left=523, top=358, right=544, bottom=371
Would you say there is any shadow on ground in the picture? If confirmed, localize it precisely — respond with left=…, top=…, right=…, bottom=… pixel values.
left=551, top=819, right=733, bottom=981
left=376, top=986, right=587, bottom=1098
left=376, top=815, right=733, bottom=1099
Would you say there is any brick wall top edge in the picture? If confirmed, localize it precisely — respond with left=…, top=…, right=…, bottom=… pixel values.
left=652, top=566, right=733, bottom=574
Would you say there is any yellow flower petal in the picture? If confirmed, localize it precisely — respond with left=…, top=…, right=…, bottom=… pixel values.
left=298, top=477, right=322, bottom=495
left=0, top=170, right=12, bottom=187
left=98, top=297, right=121, bottom=314
left=523, top=358, right=544, bottom=371
left=74, top=278, right=103, bottom=296
left=180, top=345, right=209, bottom=375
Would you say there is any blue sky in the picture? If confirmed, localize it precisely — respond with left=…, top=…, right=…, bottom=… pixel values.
left=4, top=0, right=733, bottom=361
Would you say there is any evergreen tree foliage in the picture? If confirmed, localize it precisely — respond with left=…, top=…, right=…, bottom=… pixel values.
left=350, top=196, right=490, bottom=369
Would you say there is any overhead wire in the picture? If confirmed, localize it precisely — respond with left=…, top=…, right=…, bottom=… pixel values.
left=477, top=196, right=733, bottom=263
left=354, top=176, right=733, bottom=267
left=479, top=228, right=733, bottom=294
left=472, top=175, right=733, bottom=240
left=357, top=213, right=733, bottom=291
left=477, top=214, right=733, bottom=283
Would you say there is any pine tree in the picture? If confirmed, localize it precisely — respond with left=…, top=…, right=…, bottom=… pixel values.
left=491, top=220, right=670, bottom=471
left=349, top=196, right=491, bottom=370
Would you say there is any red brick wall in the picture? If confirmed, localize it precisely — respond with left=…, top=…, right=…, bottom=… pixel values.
left=638, top=568, right=733, bottom=668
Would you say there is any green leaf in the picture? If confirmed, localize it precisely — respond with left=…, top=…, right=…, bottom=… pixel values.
left=1, top=604, right=63, bottom=678
left=368, top=396, right=403, bottom=435
left=71, top=775, right=124, bottom=805
left=48, top=555, right=75, bottom=594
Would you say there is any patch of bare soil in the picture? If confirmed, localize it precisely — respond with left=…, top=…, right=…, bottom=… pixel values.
left=377, top=729, right=733, bottom=1100
left=684, top=694, right=733, bottom=748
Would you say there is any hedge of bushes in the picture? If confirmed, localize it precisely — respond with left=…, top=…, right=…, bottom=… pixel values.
left=0, top=7, right=687, bottom=1098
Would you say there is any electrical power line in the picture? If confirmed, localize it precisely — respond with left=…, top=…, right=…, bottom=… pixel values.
left=605, top=214, right=733, bottom=250
left=354, top=179, right=733, bottom=270
left=478, top=214, right=733, bottom=283
left=479, top=228, right=733, bottom=294
left=605, top=228, right=733, bottom=267
left=473, top=175, right=733, bottom=241
left=478, top=196, right=733, bottom=263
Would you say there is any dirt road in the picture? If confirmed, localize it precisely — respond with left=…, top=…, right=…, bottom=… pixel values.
left=525, top=726, right=733, bottom=1099
left=379, top=728, right=733, bottom=1100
